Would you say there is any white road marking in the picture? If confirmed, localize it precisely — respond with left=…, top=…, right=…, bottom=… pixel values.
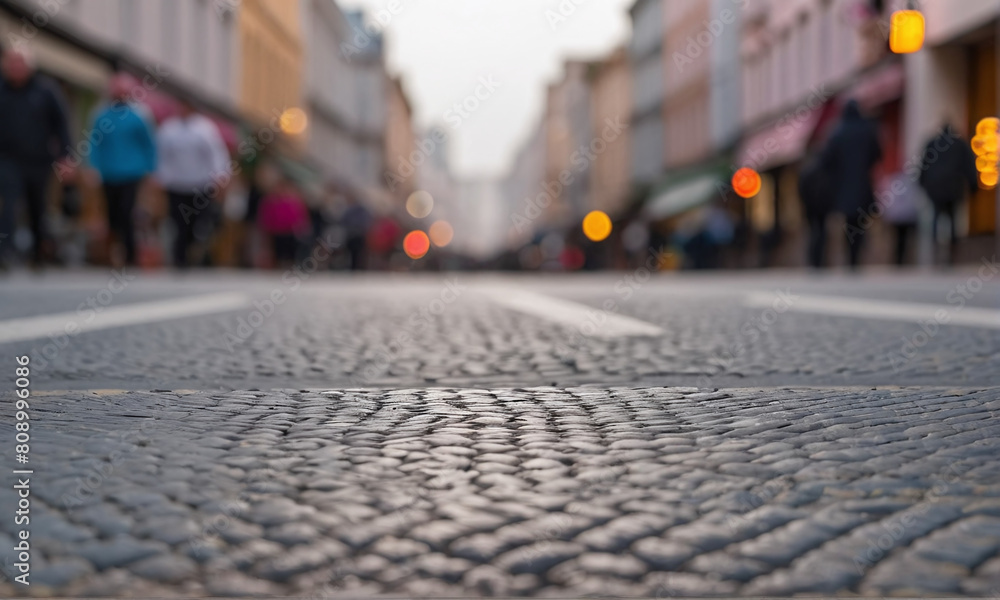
left=0, top=292, right=251, bottom=344
left=745, top=291, right=1000, bottom=329
left=481, top=288, right=664, bottom=338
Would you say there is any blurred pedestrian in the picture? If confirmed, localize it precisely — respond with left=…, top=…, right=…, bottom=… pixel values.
left=821, top=99, right=882, bottom=269
left=918, top=123, right=977, bottom=265
left=341, top=194, right=372, bottom=271
left=0, top=45, right=72, bottom=269
left=878, top=172, right=920, bottom=266
left=259, top=177, right=309, bottom=268
left=88, top=73, right=157, bottom=267
left=156, top=100, right=231, bottom=268
left=798, top=153, right=835, bottom=269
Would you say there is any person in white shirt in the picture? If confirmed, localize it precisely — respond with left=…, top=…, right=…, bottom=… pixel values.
left=156, top=101, right=231, bottom=268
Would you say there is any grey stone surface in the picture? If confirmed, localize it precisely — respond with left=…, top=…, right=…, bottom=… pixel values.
left=0, top=386, right=998, bottom=596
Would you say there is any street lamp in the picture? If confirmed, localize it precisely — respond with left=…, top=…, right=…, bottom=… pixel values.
left=889, top=2, right=924, bottom=54
left=732, top=168, right=762, bottom=199
left=972, top=117, right=999, bottom=190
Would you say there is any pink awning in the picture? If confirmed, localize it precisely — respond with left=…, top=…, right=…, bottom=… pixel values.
left=848, top=60, right=905, bottom=111
left=737, top=105, right=824, bottom=171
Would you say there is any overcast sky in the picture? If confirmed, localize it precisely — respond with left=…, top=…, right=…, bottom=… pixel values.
left=336, top=0, right=634, bottom=180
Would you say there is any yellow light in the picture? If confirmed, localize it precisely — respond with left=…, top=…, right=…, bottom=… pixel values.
left=972, top=136, right=988, bottom=156
left=889, top=10, right=925, bottom=54
left=986, top=136, right=998, bottom=154
left=977, top=155, right=997, bottom=171
left=977, top=117, right=1000, bottom=137
left=406, top=191, right=434, bottom=219
left=732, top=167, right=762, bottom=199
left=279, top=108, right=308, bottom=135
left=429, top=220, right=454, bottom=248
left=582, top=211, right=613, bottom=242
left=980, top=171, right=998, bottom=188
left=403, top=230, right=430, bottom=259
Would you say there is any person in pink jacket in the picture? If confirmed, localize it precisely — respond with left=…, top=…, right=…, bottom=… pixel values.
left=258, top=177, right=309, bottom=268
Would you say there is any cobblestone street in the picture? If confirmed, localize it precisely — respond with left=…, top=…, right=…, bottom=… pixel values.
left=0, top=271, right=999, bottom=596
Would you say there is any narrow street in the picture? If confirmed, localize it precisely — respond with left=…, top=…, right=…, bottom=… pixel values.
left=1, top=268, right=998, bottom=596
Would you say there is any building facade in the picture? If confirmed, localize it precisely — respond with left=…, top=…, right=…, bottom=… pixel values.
left=384, top=76, right=416, bottom=207
left=629, top=0, right=666, bottom=187
left=901, top=0, right=1000, bottom=262
left=588, top=47, right=633, bottom=219
left=238, top=0, right=303, bottom=125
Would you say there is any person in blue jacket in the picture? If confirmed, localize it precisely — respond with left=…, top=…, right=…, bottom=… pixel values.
left=88, top=73, right=157, bottom=266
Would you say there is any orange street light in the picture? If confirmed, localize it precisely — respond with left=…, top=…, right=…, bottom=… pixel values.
left=279, top=107, right=308, bottom=135
left=889, top=9, right=924, bottom=54
left=582, top=210, right=613, bottom=242
left=403, top=230, right=430, bottom=259
left=732, top=167, right=762, bottom=199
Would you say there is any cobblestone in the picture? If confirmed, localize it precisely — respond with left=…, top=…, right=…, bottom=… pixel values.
left=2, top=386, right=1000, bottom=596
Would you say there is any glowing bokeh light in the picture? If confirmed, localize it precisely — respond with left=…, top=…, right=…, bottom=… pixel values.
left=279, top=108, right=308, bottom=135
left=889, top=10, right=924, bottom=54
left=732, top=167, right=762, bottom=199
left=429, top=220, right=454, bottom=248
left=981, top=171, right=998, bottom=188
left=406, top=191, right=434, bottom=219
left=582, top=211, right=613, bottom=242
left=977, top=118, right=1000, bottom=137
left=403, top=230, right=430, bottom=259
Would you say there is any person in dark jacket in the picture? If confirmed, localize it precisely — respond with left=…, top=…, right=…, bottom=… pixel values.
left=821, top=100, right=882, bottom=269
left=798, top=152, right=835, bottom=268
left=0, top=45, right=73, bottom=268
left=918, top=123, right=977, bottom=265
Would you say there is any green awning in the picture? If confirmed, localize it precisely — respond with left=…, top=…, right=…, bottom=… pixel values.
left=644, top=175, right=724, bottom=220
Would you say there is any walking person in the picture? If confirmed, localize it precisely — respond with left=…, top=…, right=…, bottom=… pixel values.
left=918, top=123, right=978, bottom=266
left=821, top=100, right=882, bottom=269
left=156, top=101, right=231, bottom=268
left=341, top=194, right=372, bottom=271
left=88, top=73, right=157, bottom=267
left=0, top=45, right=73, bottom=269
left=878, top=172, right=920, bottom=266
left=259, top=177, right=309, bottom=269
left=798, top=152, right=835, bottom=268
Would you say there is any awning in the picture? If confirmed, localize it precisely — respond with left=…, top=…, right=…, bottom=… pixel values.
left=848, top=60, right=904, bottom=111
left=0, top=12, right=110, bottom=91
left=644, top=174, right=722, bottom=220
left=736, top=104, right=824, bottom=171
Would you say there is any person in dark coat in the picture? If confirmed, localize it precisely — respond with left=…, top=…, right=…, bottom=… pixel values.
left=0, top=45, right=73, bottom=268
left=798, top=152, right=835, bottom=268
left=821, top=100, right=882, bottom=269
left=918, top=123, right=977, bottom=265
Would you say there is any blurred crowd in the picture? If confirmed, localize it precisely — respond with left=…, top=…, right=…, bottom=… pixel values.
left=799, top=99, right=977, bottom=270
left=0, top=44, right=414, bottom=273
